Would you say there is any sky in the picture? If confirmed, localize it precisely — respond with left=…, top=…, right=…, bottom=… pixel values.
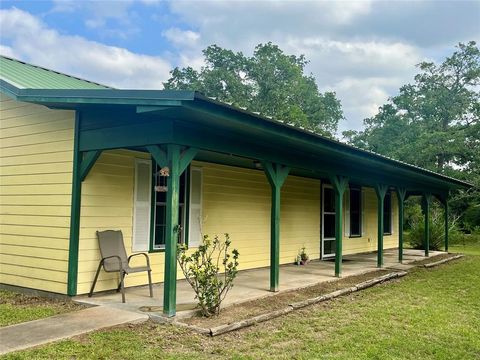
left=0, top=0, right=479, bottom=133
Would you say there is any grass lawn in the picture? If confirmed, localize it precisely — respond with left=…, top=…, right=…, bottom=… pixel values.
left=3, top=246, right=479, bottom=360
left=450, top=242, right=480, bottom=256
left=0, top=291, right=85, bottom=327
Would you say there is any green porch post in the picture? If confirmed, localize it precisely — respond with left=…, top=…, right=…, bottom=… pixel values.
left=164, top=144, right=180, bottom=317
left=67, top=113, right=82, bottom=296
left=424, top=193, right=432, bottom=257
left=67, top=112, right=102, bottom=296
left=395, top=188, right=406, bottom=263
left=262, top=161, right=290, bottom=292
left=444, top=196, right=449, bottom=252
left=146, top=145, right=197, bottom=317
left=329, top=175, right=349, bottom=277
left=375, top=184, right=388, bottom=268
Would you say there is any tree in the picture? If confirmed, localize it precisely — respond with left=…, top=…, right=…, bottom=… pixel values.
left=344, top=41, right=480, bottom=228
left=164, top=43, right=343, bottom=137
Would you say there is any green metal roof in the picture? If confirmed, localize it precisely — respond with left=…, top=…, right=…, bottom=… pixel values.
left=0, top=55, right=111, bottom=90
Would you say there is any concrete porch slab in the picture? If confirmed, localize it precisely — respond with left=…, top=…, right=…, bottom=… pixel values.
left=75, top=249, right=444, bottom=317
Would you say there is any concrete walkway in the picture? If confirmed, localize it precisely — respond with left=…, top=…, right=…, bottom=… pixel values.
left=0, top=306, right=148, bottom=355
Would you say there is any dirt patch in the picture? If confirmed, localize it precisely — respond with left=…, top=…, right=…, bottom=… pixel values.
left=0, top=290, right=86, bottom=312
left=183, top=269, right=391, bottom=328
left=411, top=253, right=458, bottom=266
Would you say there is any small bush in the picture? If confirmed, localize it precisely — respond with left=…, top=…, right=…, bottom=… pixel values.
left=177, top=234, right=239, bottom=317
left=406, top=202, right=464, bottom=250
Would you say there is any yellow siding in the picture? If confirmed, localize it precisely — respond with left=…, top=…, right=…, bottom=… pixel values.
left=201, top=162, right=320, bottom=269
left=76, top=157, right=321, bottom=294
left=76, top=150, right=148, bottom=294
left=0, top=93, right=74, bottom=294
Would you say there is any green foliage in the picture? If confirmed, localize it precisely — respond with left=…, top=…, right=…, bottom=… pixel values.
left=343, top=41, right=480, bottom=226
left=463, top=204, right=480, bottom=232
left=164, top=42, right=343, bottom=137
left=295, top=247, right=309, bottom=265
left=405, top=201, right=465, bottom=250
left=177, top=234, right=239, bottom=317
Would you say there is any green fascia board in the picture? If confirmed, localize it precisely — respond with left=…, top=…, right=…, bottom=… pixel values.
left=0, top=80, right=471, bottom=190
left=9, top=88, right=194, bottom=107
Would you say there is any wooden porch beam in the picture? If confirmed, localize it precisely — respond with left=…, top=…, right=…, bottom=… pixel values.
left=329, top=175, right=349, bottom=277
left=262, top=161, right=290, bottom=292
left=375, top=184, right=389, bottom=268
left=163, top=144, right=181, bottom=317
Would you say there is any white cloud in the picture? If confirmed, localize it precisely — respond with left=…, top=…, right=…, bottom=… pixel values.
left=162, top=28, right=200, bottom=48
left=0, top=44, right=18, bottom=58
left=0, top=8, right=172, bottom=89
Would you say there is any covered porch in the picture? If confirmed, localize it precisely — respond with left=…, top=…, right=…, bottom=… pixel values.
left=75, top=249, right=444, bottom=315
left=12, top=88, right=466, bottom=317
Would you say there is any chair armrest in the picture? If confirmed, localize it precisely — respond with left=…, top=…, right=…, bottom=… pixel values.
left=100, top=255, right=123, bottom=270
left=128, top=253, right=151, bottom=268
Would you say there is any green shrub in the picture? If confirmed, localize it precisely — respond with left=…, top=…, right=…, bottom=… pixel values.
left=406, top=203, right=446, bottom=250
left=177, top=234, right=239, bottom=317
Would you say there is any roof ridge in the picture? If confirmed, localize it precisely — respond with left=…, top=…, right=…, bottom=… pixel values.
left=0, top=54, right=113, bottom=89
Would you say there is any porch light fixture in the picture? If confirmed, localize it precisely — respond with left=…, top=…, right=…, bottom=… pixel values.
left=253, top=160, right=263, bottom=169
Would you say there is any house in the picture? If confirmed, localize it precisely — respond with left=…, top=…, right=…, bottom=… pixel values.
left=0, top=56, right=471, bottom=316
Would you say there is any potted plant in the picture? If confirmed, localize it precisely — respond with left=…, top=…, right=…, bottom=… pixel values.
left=295, top=247, right=309, bottom=265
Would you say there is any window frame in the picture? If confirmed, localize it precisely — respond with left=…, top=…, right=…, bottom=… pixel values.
left=349, top=186, right=362, bottom=238
left=148, top=164, right=190, bottom=253
left=383, top=190, right=392, bottom=235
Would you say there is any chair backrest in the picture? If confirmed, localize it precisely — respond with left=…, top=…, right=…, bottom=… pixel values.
left=96, top=230, right=129, bottom=272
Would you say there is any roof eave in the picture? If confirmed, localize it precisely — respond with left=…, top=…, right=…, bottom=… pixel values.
left=0, top=84, right=472, bottom=190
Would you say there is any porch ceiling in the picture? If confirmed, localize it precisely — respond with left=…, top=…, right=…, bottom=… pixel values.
left=1, top=83, right=471, bottom=195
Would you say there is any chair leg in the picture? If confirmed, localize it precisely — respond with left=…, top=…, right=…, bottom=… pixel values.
left=147, top=270, right=153, bottom=298
left=120, top=271, right=126, bottom=303
left=89, top=262, right=103, bottom=297
left=117, top=272, right=126, bottom=293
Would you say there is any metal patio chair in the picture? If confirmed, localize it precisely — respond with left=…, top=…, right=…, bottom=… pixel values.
left=89, top=230, right=153, bottom=303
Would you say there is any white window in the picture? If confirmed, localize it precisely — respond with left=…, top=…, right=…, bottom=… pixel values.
left=133, top=160, right=203, bottom=251
left=188, top=167, right=203, bottom=248
left=132, top=159, right=152, bottom=252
